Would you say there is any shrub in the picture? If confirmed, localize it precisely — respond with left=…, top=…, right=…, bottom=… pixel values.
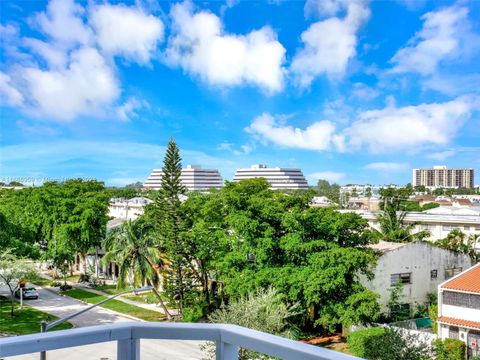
left=59, top=284, right=72, bottom=291
left=50, top=281, right=62, bottom=287
left=429, top=304, right=438, bottom=334
left=347, top=327, right=386, bottom=358
left=78, top=274, right=90, bottom=283
left=348, top=327, right=432, bottom=360
left=434, top=338, right=465, bottom=360
left=201, top=288, right=299, bottom=360
left=182, top=303, right=205, bottom=323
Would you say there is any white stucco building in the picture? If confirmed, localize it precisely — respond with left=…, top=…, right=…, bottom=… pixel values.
left=144, top=164, right=223, bottom=191
left=345, top=209, right=480, bottom=249
left=438, top=263, right=480, bottom=358
left=108, top=197, right=152, bottom=220
left=362, top=241, right=472, bottom=315
left=233, top=164, right=309, bottom=190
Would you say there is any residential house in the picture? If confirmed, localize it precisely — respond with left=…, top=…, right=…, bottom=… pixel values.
left=438, top=263, right=480, bottom=358
left=362, top=241, right=472, bottom=316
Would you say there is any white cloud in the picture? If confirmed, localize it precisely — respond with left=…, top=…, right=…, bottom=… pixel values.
left=391, top=5, right=478, bottom=75
left=247, top=96, right=479, bottom=154
left=0, top=0, right=165, bottom=121
left=426, top=150, right=456, bottom=161
left=308, top=171, right=345, bottom=182
left=246, top=113, right=345, bottom=151
left=350, top=82, right=380, bottom=100
left=363, top=162, right=408, bottom=172
left=21, top=47, right=120, bottom=120
left=0, top=72, right=24, bottom=106
left=291, top=0, right=370, bottom=87
left=89, top=3, right=164, bottom=64
left=34, top=0, right=93, bottom=47
left=116, top=97, right=149, bottom=121
left=165, top=2, right=286, bottom=93
left=344, top=95, right=479, bottom=152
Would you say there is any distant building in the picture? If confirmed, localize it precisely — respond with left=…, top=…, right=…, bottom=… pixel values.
left=438, top=263, right=480, bottom=358
left=108, top=197, right=152, bottom=221
left=413, top=166, right=474, bottom=189
left=233, top=164, right=309, bottom=190
left=144, top=164, right=223, bottom=191
left=363, top=241, right=472, bottom=316
left=311, top=196, right=334, bottom=207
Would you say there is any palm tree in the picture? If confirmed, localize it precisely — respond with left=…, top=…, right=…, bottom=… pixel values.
left=372, top=204, right=430, bottom=243
left=103, top=219, right=172, bottom=320
left=436, top=230, right=479, bottom=263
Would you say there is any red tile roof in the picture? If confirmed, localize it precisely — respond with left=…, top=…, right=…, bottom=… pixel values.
left=441, top=263, right=480, bottom=293
left=438, top=316, right=480, bottom=330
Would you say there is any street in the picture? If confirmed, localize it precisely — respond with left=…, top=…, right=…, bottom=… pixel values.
left=0, top=286, right=205, bottom=359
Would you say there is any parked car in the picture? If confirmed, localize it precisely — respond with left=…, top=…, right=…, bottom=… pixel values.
left=15, top=287, right=39, bottom=300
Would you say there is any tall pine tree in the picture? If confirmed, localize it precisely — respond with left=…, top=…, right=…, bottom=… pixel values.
left=155, top=138, right=191, bottom=315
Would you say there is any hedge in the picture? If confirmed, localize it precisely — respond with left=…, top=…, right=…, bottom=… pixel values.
left=434, top=338, right=466, bottom=360
left=346, top=327, right=386, bottom=358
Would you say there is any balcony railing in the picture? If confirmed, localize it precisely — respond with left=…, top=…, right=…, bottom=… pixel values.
left=0, top=322, right=363, bottom=360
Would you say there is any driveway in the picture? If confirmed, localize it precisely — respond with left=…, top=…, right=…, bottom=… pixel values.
left=0, top=285, right=205, bottom=359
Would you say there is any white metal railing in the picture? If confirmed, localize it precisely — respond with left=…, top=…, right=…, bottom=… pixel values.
left=0, top=322, right=363, bottom=360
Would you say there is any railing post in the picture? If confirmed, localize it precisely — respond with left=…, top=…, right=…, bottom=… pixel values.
left=117, top=338, right=140, bottom=360
left=216, top=341, right=238, bottom=360
left=40, top=320, right=47, bottom=360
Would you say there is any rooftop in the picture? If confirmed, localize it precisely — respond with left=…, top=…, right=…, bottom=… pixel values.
left=367, top=241, right=407, bottom=253
left=437, top=316, right=480, bottom=330
left=441, top=263, right=480, bottom=293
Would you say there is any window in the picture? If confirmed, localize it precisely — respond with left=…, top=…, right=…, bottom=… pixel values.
left=431, top=269, right=438, bottom=279
left=449, top=326, right=459, bottom=339
left=445, top=267, right=463, bottom=279
left=390, top=303, right=411, bottom=319
left=443, top=291, right=480, bottom=309
left=391, top=273, right=411, bottom=286
left=420, top=224, right=434, bottom=230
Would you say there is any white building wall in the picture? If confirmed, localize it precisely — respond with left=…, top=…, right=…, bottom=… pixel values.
left=442, top=304, right=480, bottom=321
left=362, top=242, right=472, bottom=310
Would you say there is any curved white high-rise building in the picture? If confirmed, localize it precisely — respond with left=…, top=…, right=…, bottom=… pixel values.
left=233, top=164, right=309, bottom=190
left=144, top=165, right=223, bottom=191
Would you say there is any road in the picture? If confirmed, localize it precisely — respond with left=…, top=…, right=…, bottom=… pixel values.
left=0, top=286, right=205, bottom=360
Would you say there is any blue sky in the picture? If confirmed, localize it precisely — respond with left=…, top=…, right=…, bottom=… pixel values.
left=0, top=0, right=479, bottom=187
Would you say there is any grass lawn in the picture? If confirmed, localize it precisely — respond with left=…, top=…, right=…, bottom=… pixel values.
left=29, top=274, right=52, bottom=287
left=62, top=289, right=165, bottom=322
left=92, top=284, right=130, bottom=295
left=0, top=296, right=72, bottom=335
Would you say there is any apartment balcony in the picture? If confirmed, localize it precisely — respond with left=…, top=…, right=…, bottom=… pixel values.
left=0, top=322, right=362, bottom=360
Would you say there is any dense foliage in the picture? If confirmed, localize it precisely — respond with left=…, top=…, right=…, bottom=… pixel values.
left=316, top=179, right=340, bottom=204
left=347, top=327, right=432, bottom=360
left=435, top=229, right=479, bottom=262
left=434, top=338, right=466, bottom=360
left=143, top=171, right=381, bottom=332
left=202, top=288, right=298, bottom=360
left=0, top=179, right=110, bottom=271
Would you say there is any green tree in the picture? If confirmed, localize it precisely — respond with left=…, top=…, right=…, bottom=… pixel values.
left=154, top=138, right=190, bottom=314
left=208, top=179, right=380, bottom=332
left=0, top=250, right=36, bottom=316
left=435, top=230, right=479, bottom=262
left=371, top=203, right=430, bottom=243
left=316, top=179, right=340, bottom=204
left=103, top=219, right=171, bottom=319
left=202, top=288, right=299, bottom=360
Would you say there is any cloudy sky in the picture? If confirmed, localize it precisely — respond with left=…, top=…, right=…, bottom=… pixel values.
left=1, top=0, right=479, bottom=186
